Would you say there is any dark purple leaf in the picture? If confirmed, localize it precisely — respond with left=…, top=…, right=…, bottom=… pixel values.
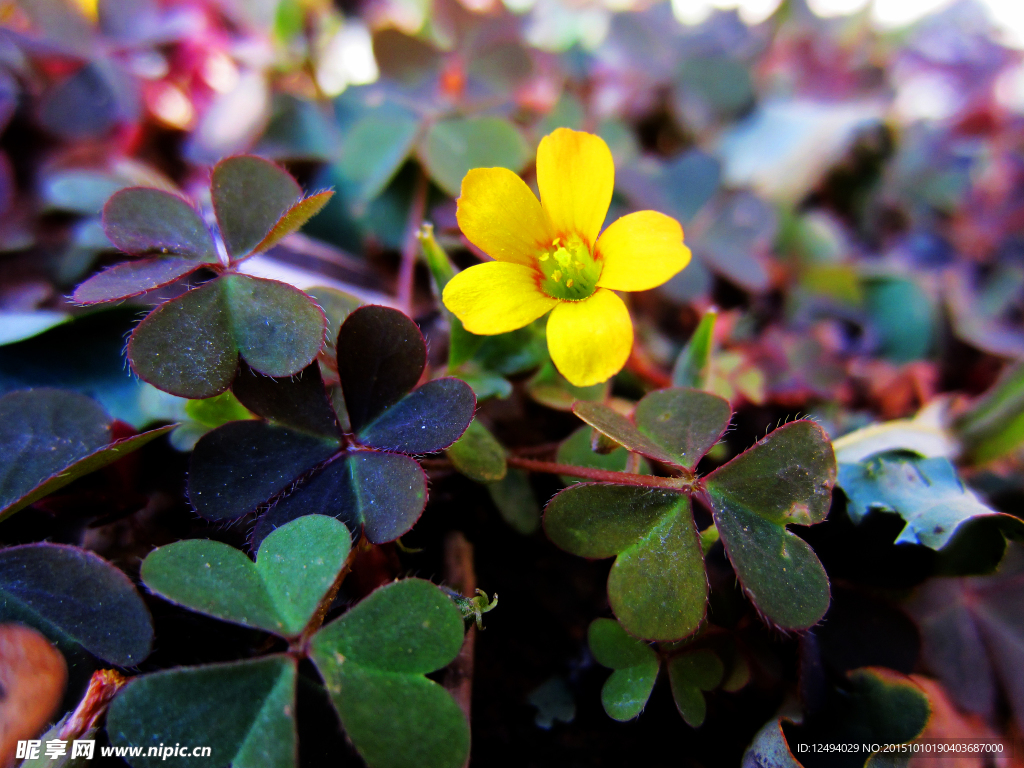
left=232, top=362, right=339, bottom=438
left=0, top=389, right=168, bottom=521
left=211, top=155, right=302, bottom=261
left=102, top=188, right=218, bottom=262
left=38, top=61, right=137, bottom=140
left=0, top=543, right=153, bottom=665
left=358, top=378, right=475, bottom=454
left=252, top=451, right=427, bottom=547
left=188, top=421, right=339, bottom=521
left=337, top=306, right=426, bottom=432
left=72, top=257, right=207, bottom=305
left=0, top=389, right=109, bottom=514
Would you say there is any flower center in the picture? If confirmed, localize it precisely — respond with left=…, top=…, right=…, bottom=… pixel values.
left=537, top=234, right=601, bottom=301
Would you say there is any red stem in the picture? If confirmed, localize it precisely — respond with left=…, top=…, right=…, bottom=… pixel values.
left=398, top=167, right=429, bottom=315
left=506, top=456, right=692, bottom=489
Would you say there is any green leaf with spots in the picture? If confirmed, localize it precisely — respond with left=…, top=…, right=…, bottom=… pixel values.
left=545, top=485, right=706, bottom=640
left=127, top=274, right=326, bottom=399
left=588, top=618, right=660, bottom=721
left=543, top=393, right=835, bottom=638
left=705, top=420, right=835, bottom=629
left=309, top=579, right=470, bottom=768
left=107, top=655, right=297, bottom=768
left=667, top=649, right=723, bottom=727
left=141, top=515, right=351, bottom=636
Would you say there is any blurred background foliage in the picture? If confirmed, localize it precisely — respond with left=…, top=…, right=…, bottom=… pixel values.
left=5, top=0, right=1024, bottom=763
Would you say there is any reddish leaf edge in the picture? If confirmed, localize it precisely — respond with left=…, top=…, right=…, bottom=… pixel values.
left=71, top=257, right=210, bottom=306
left=101, top=186, right=218, bottom=261
left=0, top=425, right=176, bottom=522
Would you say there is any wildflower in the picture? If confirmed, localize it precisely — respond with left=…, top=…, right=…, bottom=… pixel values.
left=442, top=128, right=690, bottom=387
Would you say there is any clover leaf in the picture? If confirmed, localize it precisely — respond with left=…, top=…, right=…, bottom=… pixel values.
left=127, top=273, right=327, bottom=399
left=309, top=578, right=471, bottom=768
left=545, top=387, right=835, bottom=640
left=588, top=618, right=659, bottom=721
left=574, top=388, right=732, bottom=470
left=0, top=542, right=153, bottom=666
left=113, top=518, right=471, bottom=768
left=184, top=305, right=475, bottom=547
left=108, top=655, right=299, bottom=768
left=140, top=514, right=352, bottom=636
left=588, top=618, right=724, bottom=726
left=547, top=486, right=707, bottom=640
left=72, top=156, right=333, bottom=399
left=72, top=187, right=219, bottom=304
left=0, top=388, right=174, bottom=522
left=75, top=157, right=331, bottom=306
left=667, top=649, right=723, bottom=727
left=211, top=155, right=333, bottom=260
left=704, top=420, right=835, bottom=630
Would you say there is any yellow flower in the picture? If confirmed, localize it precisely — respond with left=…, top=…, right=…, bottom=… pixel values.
left=442, top=128, right=691, bottom=387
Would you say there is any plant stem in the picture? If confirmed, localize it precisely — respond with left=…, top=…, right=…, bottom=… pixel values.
left=294, top=543, right=359, bottom=652
left=442, top=532, right=476, bottom=768
left=398, top=167, right=429, bottom=315
left=626, top=345, right=673, bottom=388
left=506, top=456, right=692, bottom=489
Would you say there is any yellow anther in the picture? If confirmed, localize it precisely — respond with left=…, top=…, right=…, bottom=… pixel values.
left=539, top=253, right=550, bottom=261
left=552, top=270, right=562, bottom=283
left=566, top=279, right=574, bottom=288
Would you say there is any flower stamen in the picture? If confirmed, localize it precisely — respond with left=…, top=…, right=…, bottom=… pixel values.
left=537, top=233, right=601, bottom=301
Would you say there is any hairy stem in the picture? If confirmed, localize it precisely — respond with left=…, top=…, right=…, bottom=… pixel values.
left=442, top=532, right=476, bottom=768
left=294, top=543, right=359, bottom=652
left=398, top=167, right=429, bottom=315
left=506, top=456, right=692, bottom=489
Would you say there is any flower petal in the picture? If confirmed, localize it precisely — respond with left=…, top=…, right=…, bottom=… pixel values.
left=443, top=261, right=557, bottom=335
left=596, top=211, right=691, bottom=292
left=456, top=167, right=555, bottom=266
left=536, top=128, right=614, bottom=248
left=547, top=289, right=633, bottom=387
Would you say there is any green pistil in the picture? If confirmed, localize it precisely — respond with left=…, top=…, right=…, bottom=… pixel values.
left=537, top=235, right=601, bottom=301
